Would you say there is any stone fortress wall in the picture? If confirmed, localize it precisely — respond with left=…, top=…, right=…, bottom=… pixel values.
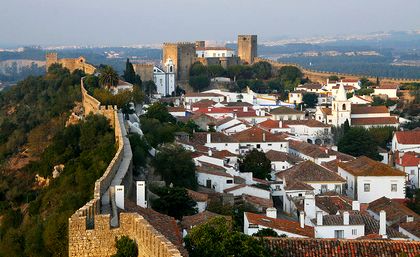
left=237, top=35, right=258, bottom=64
left=46, top=53, right=96, bottom=75
left=255, top=57, right=420, bottom=84
left=132, top=63, right=154, bottom=82
left=162, top=42, right=196, bottom=81
left=68, top=79, right=182, bottom=257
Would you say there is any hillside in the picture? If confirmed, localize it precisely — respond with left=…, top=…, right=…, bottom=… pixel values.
left=0, top=66, right=116, bottom=256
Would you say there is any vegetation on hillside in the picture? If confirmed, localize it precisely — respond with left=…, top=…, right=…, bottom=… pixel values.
left=239, top=149, right=271, bottom=180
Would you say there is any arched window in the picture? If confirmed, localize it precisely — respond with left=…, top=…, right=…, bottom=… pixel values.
left=169, top=66, right=173, bottom=73
left=342, top=104, right=346, bottom=110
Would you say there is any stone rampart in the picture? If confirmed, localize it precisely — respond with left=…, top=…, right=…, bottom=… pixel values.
left=69, top=79, right=182, bottom=256
left=255, top=57, right=420, bottom=84
left=46, top=53, right=96, bottom=74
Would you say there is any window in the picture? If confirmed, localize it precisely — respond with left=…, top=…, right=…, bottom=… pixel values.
left=342, top=104, right=346, bottom=110
left=249, top=224, right=258, bottom=228
left=226, top=180, right=233, bottom=184
left=352, top=229, right=357, bottom=235
left=411, top=170, right=415, bottom=175
left=335, top=184, right=341, bottom=193
left=334, top=230, right=344, bottom=239
left=391, top=184, right=397, bottom=192
left=275, top=185, right=281, bottom=191
left=298, top=193, right=303, bottom=197
left=364, top=183, right=370, bottom=192
left=321, top=185, right=328, bottom=193
left=268, top=144, right=272, bottom=146
left=256, top=144, right=261, bottom=149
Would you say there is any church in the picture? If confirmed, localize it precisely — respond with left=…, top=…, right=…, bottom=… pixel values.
left=315, top=84, right=399, bottom=128
left=153, top=59, right=176, bottom=96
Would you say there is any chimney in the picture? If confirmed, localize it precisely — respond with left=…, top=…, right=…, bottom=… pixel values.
left=299, top=212, right=305, bottom=228
left=243, top=106, right=248, bottom=112
left=316, top=211, right=323, bottom=226
left=208, top=149, right=212, bottom=157
left=304, top=194, right=316, bottom=220
left=136, top=181, right=147, bottom=208
left=279, top=121, right=283, bottom=128
left=407, top=215, right=414, bottom=223
left=379, top=210, right=387, bottom=238
left=352, top=201, right=360, bottom=211
left=324, top=148, right=328, bottom=154
left=262, top=132, right=266, bottom=142
left=115, top=185, right=125, bottom=210
left=208, top=107, right=211, bottom=112
left=207, top=133, right=211, bottom=144
left=343, top=211, right=349, bottom=225
left=266, top=207, right=277, bottom=219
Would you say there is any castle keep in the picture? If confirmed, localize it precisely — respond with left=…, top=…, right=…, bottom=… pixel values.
left=46, top=53, right=96, bottom=74
left=162, top=42, right=196, bottom=81
left=237, top=35, right=257, bottom=64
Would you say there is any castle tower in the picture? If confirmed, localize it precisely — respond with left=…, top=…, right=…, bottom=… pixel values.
left=162, top=42, right=196, bottom=81
left=237, top=35, right=257, bottom=64
left=45, top=52, right=58, bottom=71
left=331, top=84, right=351, bottom=127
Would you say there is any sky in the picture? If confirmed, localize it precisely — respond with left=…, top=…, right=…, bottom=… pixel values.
left=1, top=0, right=420, bottom=46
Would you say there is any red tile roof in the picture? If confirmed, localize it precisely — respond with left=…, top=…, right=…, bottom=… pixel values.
left=289, top=140, right=331, bottom=159
left=351, top=116, right=398, bottom=125
left=378, top=84, right=399, bottom=89
left=270, top=106, right=304, bottom=115
left=265, top=238, right=420, bottom=257
left=277, top=160, right=345, bottom=183
left=321, top=108, right=332, bottom=115
left=194, top=107, right=231, bottom=114
left=181, top=211, right=229, bottom=231
left=196, top=162, right=233, bottom=178
left=192, top=132, right=238, bottom=144
left=265, top=150, right=303, bottom=164
left=395, top=130, right=420, bottom=145
left=187, top=189, right=209, bottom=202
left=315, top=193, right=353, bottom=214
left=368, top=197, right=419, bottom=226
left=223, top=184, right=246, bottom=193
left=351, top=105, right=389, bottom=114
left=245, top=212, right=314, bottom=237
left=399, top=221, right=420, bottom=238
left=232, top=127, right=288, bottom=143
left=338, top=156, right=405, bottom=177
left=341, top=79, right=359, bottom=83
left=185, top=92, right=224, bottom=97
left=284, top=119, right=331, bottom=128
left=258, top=119, right=288, bottom=129
left=242, top=194, right=273, bottom=209
left=397, top=152, right=420, bottom=167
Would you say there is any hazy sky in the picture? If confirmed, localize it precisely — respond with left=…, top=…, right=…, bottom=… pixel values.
left=1, top=0, right=420, bottom=46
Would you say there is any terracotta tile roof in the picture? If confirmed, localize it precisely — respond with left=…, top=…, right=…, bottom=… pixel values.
left=185, top=92, right=224, bottom=97
left=187, top=189, right=209, bottom=202
left=168, top=106, right=186, bottom=112
left=354, top=95, right=373, bottom=103
left=225, top=101, right=253, bottom=107
left=289, top=140, right=331, bottom=158
left=211, top=149, right=237, bottom=159
left=284, top=119, right=331, bottom=128
left=223, top=184, right=247, bottom=193
left=332, top=85, right=355, bottom=90
left=368, top=197, right=419, bottom=225
left=196, top=162, right=233, bottom=178
left=395, top=130, right=420, bottom=145
left=181, top=211, right=229, bottom=231
left=298, top=83, right=323, bottom=90
left=321, top=159, right=339, bottom=172
left=351, top=116, right=398, bottom=125
left=378, top=84, right=399, bottom=89
left=242, top=195, right=273, bottom=209
left=321, top=107, right=332, bottom=115
left=397, top=152, right=420, bottom=167
left=341, top=79, right=359, bottom=83
left=194, top=107, right=231, bottom=114
left=189, top=112, right=217, bottom=123
left=276, top=161, right=345, bottom=183
left=192, top=132, right=238, bottom=144
left=214, top=116, right=234, bottom=126
left=245, top=212, right=314, bottom=237
left=124, top=200, right=186, bottom=255
left=258, top=119, right=288, bottom=129
left=284, top=180, right=314, bottom=191
left=191, top=99, right=216, bottom=108
left=351, top=105, right=389, bottom=114
left=313, top=213, right=407, bottom=239
left=399, top=221, right=420, bottom=238
left=315, top=193, right=353, bottom=214
left=338, top=156, right=405, bottom=177
left=265, top=238, right=420, bottom=257
left=270, top=106, right=304, bottom=115
left=232, top=127, right=288, bottom=143
left=265, top=150, right=303, bottom=164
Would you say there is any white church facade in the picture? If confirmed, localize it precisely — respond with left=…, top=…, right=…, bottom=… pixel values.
left=153, top=59, right=176, bottom=96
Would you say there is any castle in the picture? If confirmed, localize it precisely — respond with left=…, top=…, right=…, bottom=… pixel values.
left=45, top=53, right=96, bottom=74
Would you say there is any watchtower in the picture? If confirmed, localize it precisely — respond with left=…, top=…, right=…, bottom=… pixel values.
left=45, top=52, right=58, bottom=71
left=237, top=35, right=257, bottom=64
left=162, top=42, right=196, bottom=81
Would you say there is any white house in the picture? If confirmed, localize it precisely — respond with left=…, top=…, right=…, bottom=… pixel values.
left=232, top=127, right=289, bottom=154
left=184, top=92, right=225, bottom=104
left=269, top=106, right=305, bottom=121
left=297, top=83, right=325, bottom=94
left=276, top=161, right=346, bottom=196
left=266, top=149, right=303, bottom=176
left=392, top=130, right=420, bottom=154
left=244, top=209, right=314, bottom=238
left=337, top=156, right=406, bottom=203
left=224, top=184, right=271, bottom=199
left=195, top=162, right=236, bottom=193
left=153, top=59, right=175, bottom=96
left=283, top=120, right=332, bottom=145
left=196, top=46, right=235, bottom=58
left=373, top=84, right=399, bottom=99
left=288, top=91, right=303, bottom=105
left=289, top=140, right=336, bottom=165
left=395, top=151, right=420, bottom=188
left=349, top=95, right=372, bottom=105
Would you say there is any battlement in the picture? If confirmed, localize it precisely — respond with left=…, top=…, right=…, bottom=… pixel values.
left=45, top=52, right=96, bottom=74
left=163, top=42, right=195, bottom=46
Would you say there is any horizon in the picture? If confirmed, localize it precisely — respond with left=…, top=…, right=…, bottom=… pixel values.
left=1, top=0, right=420, bottom=46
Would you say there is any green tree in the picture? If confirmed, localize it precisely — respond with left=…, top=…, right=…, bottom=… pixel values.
left=252, top=61, right=272, bottom=80
left=143, top=80, right=157, bottom=96
left=338, top=127, right=381, bottom=160
left=207, top=65, right=226, bottom=78
left=189, top=75, right=210, bottom=91
left=151, top=187, right=197, bottom=220
left=328, top=75, right=340, bottom=81
left=302, top=93, right=318, bottom=108
left=185, top=217, right=278, bottom=257
left=253, top=228, right=280, bottom=237
left=190, top=62, right=208, bottom=76
left=111, top=236, right=138, bottom=257
left=239, top=149, right=271, bottom=180
left=123, top=59, right=141, bottom=86
left=152, top=144, right=197, bottom=189
left=359, top=77, right=373, bottom=88
left=99, top=65, right=119, bottom=89
left=145, top=102, right=175, bottom=123
left=277, top=66, right=303, bottom=83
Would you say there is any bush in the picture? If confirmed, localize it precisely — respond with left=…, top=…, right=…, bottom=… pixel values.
left=111, top=236, right=138, bottom=257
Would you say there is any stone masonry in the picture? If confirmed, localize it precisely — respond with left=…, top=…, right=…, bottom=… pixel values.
left=237, top=35, right=257, bottom=64
left=46, top=53, right=96, bottom=75
left=162, top=42, right=196, bottom=81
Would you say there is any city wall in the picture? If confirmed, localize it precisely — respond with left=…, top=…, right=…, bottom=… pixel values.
left=46, top=53, right=96, bottom=75
left=68, top=79, right=182, bottom=257
left=255, top=57, right=420, bottom=84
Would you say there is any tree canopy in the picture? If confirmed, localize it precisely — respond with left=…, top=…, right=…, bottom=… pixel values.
left=152, top=144, right=197, bottom=189
left=151, top=187, right=197, bottom=220
left=252, top=61, right=272, bottom=80
left=122, top=58, right=142, bottom=86
left=111, top=236, right=138, bottom=257
left=99, top=65, right=119, bottom=89
left=302, top=93, right=318, bottom=108
left=239, top=149, right=271, bottom=180
left=338, top=127, right=381, bottom=160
